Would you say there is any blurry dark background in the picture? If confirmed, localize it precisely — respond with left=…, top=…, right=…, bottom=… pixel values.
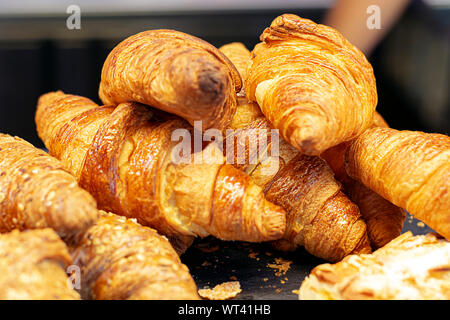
left=0, top=0, right=448, bottom=148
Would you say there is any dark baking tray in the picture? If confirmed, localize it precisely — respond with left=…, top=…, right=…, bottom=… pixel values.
left=182, top=213, right=433, bottom=300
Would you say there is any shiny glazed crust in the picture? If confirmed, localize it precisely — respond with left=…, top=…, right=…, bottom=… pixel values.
left=36, top=91, right=286, bottom=243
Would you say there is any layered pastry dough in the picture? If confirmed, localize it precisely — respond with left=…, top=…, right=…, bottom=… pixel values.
left=346, top=127, right=450, bottom=240
left=220, top=42, right=371, bottom=261
left=99, top=30, right=241, bottom=130
left=36, top=91, right=286, bottom=243
left=245, top=14, right=377, bottom=155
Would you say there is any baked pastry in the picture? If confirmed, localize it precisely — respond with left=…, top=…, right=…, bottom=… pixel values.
left=245, top=14, right=377, bottom=155
left=0, top=228, right=80, bottom=300
left=220, top=43, right=371, bottom=261
left=346, top=127, right=450, bottom=240
left=299, top=232, right=450, bottom=300
left=265, top=153, right=371, bottom=261
left=344, top=182, right=406, bottom=249
left=70, top=212, right=199, bottom=300
left=36, top=91, right=286, bottom=243
left=0, top=133, right=98, bottom=241
left=219, top=42, right=251, bottom=94
left=99, top=29, right=241, bottom=130
left=321, top=113, right=406, bottom=249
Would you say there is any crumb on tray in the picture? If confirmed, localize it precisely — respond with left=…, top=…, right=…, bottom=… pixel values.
left=267, top=257, right=292, bottom=276
left=198, top=281, right=242, bottom=300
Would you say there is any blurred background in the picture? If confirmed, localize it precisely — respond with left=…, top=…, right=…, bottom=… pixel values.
left=0, top=0, right=448, bottom=147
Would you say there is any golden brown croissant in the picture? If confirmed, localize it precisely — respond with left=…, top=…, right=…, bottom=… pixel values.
left=70, top=212, right=199, bottom=300
left=99, top=30, right=241, bottom=130
left=0, top=228, right=80, bottom=300
left=0, top=133, right=98, bottom=241
left=346, top=127, right=450, bottom=240
left=299, top=232, right=450, bottom=300
left=219, top=43, right=371, bottom=261
left=321, top=113, right=406, bottom=249
left=36, top=91, right=286, bottom=243
left=245, top=14, right=377, bottom=155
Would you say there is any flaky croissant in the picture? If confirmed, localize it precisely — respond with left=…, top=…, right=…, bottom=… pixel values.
left=0, top=228, right=80, bottom=300
left=220, top=43, right=370, bottom=262
left=0, top=133, right=98, bottom=241
left=99, top=29, right=241, bottom=130
left=70, top=212, right=199, bottom=300
left=346, top=127, right=450, bottom=240
left=321, top=113, right=406, bottom=249
left=299, top=232, right=450, bottom=300
left=36, top=91, right=286, bottom=243
left=245, top=14, right=377, bottom=155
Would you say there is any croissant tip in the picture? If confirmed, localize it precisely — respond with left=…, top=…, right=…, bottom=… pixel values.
left=287, top=123, right=326, bottom=155
left=197, top=69, right=225, bottom=103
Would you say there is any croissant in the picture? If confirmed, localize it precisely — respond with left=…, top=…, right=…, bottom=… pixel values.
left=36, top=91, right=286, bottom=243
left=245, top=14, right=377, bottom=155
left=0, top=133, right=98, bottom=241
left=299, top=232, right=450, bottom=300
left=346, top=127, right=450, bottom=240
left=321, top=113, right=406, bottom=249
left=70, top=212, right=199, bottom=300
left=0, top=228, right=80, bottom=300
left=99, top=29, right=241, bottom=130
left=219, top=43, right=371, bottom=261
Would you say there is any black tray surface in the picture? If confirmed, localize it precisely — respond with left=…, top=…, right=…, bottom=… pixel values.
left=182, top=213, right=434, bottom=300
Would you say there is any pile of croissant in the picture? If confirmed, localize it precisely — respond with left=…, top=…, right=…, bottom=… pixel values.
left=0, top=14, right=448, bottom=300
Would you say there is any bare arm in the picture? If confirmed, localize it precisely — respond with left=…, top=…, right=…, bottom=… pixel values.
left=324, top=0, right=410, bottom=55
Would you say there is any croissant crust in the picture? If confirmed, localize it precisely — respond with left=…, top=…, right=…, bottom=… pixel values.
left=71, top=212, right=199, bottom=300
left=219, top=42, right=371, bottom=261
left=346, top=127, right=450, bottom=240
left=245, top=14, right=377, bottom=155
left=0, top=133, right=98, bottom=241
left=99, top=29, right=241, bottom=130
left=36, top=91, right=286, bottom=243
